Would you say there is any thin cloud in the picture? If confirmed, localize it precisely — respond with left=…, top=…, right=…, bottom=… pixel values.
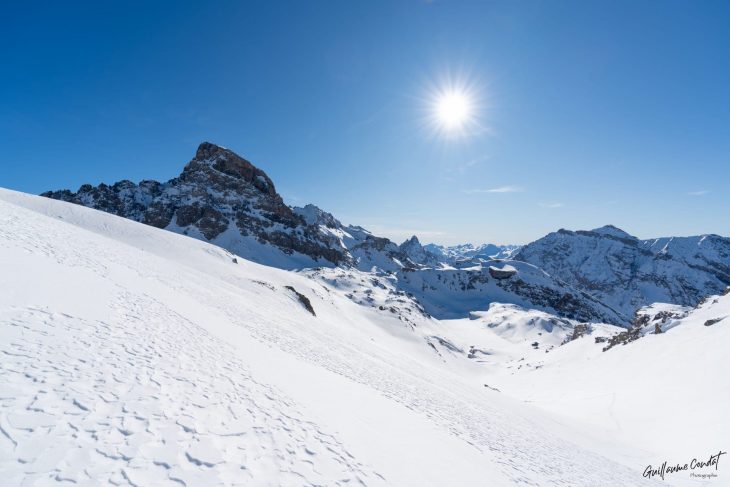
left=464, top=185, right=524, bottom=194
left=687, top=190, right=709, bottom=196
left=539, top=201, right=564, bottom=208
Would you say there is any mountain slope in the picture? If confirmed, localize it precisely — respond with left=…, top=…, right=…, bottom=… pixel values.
left=515, top=225, right=730, bottom=316
left=0, top=188, right=661, bottom=486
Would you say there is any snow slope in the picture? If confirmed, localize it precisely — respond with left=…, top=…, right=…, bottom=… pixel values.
left=0, top=188, right=668, bottom=486
left=487, top=292, right=730, bottom=486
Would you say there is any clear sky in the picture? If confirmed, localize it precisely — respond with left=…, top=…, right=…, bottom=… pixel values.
left=2, top=1, right=729, bottom=245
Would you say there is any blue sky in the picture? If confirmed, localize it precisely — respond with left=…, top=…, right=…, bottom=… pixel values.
left=2, top=1, right=729, bottom=245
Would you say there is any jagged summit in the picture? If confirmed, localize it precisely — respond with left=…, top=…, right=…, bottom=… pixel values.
left=401, top=235, right=421, bottom=247
left=195, top=140, right=229, bottom=159
left=186, top=142, right=277, bottom=196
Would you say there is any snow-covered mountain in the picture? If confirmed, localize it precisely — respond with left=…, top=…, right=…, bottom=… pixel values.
left=423, top=242, right=520, bottom=263
left=2, top=188, right=677, bottom=486
left=42, top=142, right=355, bottom=270
left=514, top=224, right=730, bottom=316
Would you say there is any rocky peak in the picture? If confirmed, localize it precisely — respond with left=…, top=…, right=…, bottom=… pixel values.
left=183, top=142, right=277, bottom=197
left=401, top=235, right=421, bottom=249
left=397, top=235, right=442, bottom=268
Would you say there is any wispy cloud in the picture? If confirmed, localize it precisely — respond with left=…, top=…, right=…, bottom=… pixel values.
left=687, top=190, right=709, bottom=196
left=464, top=185, right=524, bottom=194
left=539, top=201, right=565, bottom=208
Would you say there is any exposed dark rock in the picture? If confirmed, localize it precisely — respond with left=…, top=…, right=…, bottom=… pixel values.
left=285, top=286, right=316, bottom=316
left=602, top=326, right=643, bottom=352
left=562, top=323, right=589, bottom=344
left=488, top=265, right=517, bottom=280
left=631, top=305, right=689, bottom=335
left=142, top=201, right=175, bottom=228
left=704, top=317, right=725, bottom=327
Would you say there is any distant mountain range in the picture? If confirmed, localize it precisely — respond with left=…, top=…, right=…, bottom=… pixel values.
left=42, top=142, right=730, bottom=325
left=423, top=242, right=520, bottom=263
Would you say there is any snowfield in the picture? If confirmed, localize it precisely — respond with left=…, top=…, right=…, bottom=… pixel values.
left=1, top=188, right=726, bottom=486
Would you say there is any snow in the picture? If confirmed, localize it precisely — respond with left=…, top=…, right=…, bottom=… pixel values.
left=2, top=187, right=724, bottom=485
left=487, top=292, right=730, bottom=484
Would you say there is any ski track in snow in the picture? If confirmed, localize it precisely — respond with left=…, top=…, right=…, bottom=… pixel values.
left=0, top=194, right=665, bottom=486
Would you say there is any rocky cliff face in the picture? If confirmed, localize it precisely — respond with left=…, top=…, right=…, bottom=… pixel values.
left=514, top=225, right=730, bottom=316
left=43, top=142, right=349, bottom=268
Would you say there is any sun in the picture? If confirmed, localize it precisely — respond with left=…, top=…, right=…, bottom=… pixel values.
left=420, top=71, right=485, bottom=138
left=424, top=77, right=482, bottom=138
left=435, top=91, right=471, bottom=131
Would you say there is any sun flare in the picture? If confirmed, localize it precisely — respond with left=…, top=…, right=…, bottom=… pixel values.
left=435, top=91, right=471, bottom=130
left=425, top=78, right=481, bottom=138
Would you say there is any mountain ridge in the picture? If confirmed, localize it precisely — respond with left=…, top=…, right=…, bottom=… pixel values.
left=515, top=225, right=730, bottom=315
